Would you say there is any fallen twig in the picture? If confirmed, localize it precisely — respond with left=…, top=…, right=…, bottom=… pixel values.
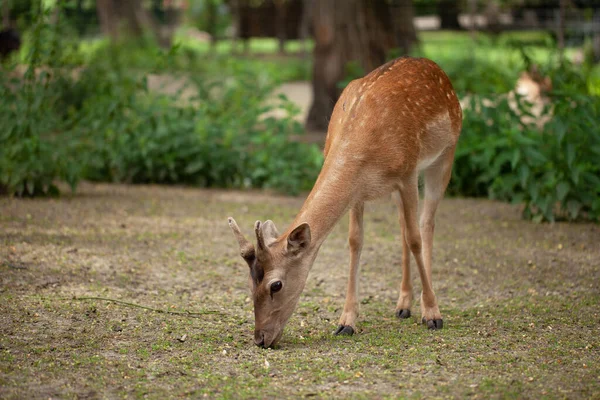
left=67, top=296, right=222, bottom=318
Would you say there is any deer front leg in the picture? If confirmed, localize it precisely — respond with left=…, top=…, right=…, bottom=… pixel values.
left=334, top=202, right=364, bottom=336
left=392, top=191, right=413, bottom=319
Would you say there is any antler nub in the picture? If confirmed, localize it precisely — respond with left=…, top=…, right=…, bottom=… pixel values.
left=254, top=220, right=267, bottom=250
left=228, top=217, right=255, bottom=263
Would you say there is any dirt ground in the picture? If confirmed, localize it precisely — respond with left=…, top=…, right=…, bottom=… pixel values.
left=1, top=182, right=599, bottom=399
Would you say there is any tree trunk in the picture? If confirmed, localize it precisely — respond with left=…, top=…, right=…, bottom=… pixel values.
left=206, top=0, right=218, bottom=51
left=96, top=0, right=119, bottom=40
left=390, top=0, right=418, bottom=55
left=306, top=0, right=396, bottom=132
left=233, top=0, right=250, bottom=54
left=2, top=0, right=10, bottom=29
left=159, top=1, right=181, bottom=48
left=468, top=0, right=477, bottom=40
left=557, top=0, right=567, bottom=61
left=229, top=0, right=240, bottom=53
left=116, top=0, right=151, bottom=38
left=96, top=0, right=172, bottom=46
left=275, top=0, right=287, bottom=54
left=484, top=1, right=502, bottom=35
left=594, top=9, right=600, bottom=62
left=299, top=0, right=313, bottom=57
left=438, top=0, right=461, bottom=30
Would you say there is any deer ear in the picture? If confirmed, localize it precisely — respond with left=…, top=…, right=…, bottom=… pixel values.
left=287, top=223, right=311, bottom=254
left=260, top=220, right=280, bottom=247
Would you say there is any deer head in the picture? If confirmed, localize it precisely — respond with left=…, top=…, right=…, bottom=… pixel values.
left=228, top=217, right=312, bottom=348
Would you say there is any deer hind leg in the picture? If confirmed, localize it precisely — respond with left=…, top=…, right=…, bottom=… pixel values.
left=334, top=202, right=364, bottom=336
left=392, top=191, right=413, bottom=319
left=397, top=172, right=443, bottom=330
left=418, top=146, right=456, bottom=329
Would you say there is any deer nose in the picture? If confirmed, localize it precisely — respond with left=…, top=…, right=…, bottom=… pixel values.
left=254, top=331, right=265, bottom=347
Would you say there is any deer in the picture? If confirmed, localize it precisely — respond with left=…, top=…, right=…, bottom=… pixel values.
left=228, top=56, right=462, bottom=348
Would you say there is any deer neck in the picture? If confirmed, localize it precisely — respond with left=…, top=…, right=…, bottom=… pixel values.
left=289, top=155, right=357, bottom=255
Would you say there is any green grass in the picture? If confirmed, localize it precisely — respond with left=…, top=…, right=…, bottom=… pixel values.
left=1, top=292, right=597, bottom=398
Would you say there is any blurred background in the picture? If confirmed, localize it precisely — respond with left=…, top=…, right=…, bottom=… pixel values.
left=1, top=0, right=599, bottom=222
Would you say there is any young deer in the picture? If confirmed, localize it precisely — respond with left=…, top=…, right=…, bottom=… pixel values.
left=228, top=57, right=462, bottom=348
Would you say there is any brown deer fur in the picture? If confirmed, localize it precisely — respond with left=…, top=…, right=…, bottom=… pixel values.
left=229, top=57, right=462, bottom=348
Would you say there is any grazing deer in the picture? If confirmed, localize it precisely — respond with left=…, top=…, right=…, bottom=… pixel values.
left=228, top=57, right=462, bottom=348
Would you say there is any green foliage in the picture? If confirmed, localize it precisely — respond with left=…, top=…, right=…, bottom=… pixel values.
left=0, top=6, right=322, bottom=197
left=451, top=62, right=600, bottom=222
left=337, top=61, right=365, bottom=90
left=186, top=0, right=231, bottom=38
left=442, top=57, right=516, bottom=94
left=330, top=32, right=600, bottom=223
left=0, top=5, right=82, bottom=196
left=75, top=58, right=321, bottom=194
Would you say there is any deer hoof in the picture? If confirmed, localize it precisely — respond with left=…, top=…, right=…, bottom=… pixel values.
left=334, top=325, right=355, bottom=336
left=422, top=318, right=443, bottom=330
left=396, top=309, right=411, bottom=319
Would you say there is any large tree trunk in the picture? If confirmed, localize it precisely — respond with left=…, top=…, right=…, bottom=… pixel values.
left=234, top=0, right=250, bottom=54
left=96, top=0, right=119, bottom=39
left=96, top=0, right=173, bottom=46
left=305, top=0, right=398, bottom=132
left=391, top=0, right=418, bottom=55
left=438, top=0, right=461, bottom=30
left=117, top=0, right=155, bottom=38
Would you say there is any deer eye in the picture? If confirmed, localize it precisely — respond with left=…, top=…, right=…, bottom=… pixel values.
left=270, top=281, right=283, bottom=294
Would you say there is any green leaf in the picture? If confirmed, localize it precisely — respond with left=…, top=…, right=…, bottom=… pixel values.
left=571, top=166, right=580, bottom=185
left=554, top=120, right=567, bottom=144
left=511, top=148, right=521, bottom=170
left=524, top=147, right=547, bottom=165
left=566, top=143, right=575, bottom=169
left=528, top=180, right=539, bottom=202
left=519, top=164, right=530, bottom=188
left=541, top=195, right=555, bottom=222
left=567, top=199, right=582, bottom=220
left=582, top=171, right=600, bottom=189
left=556, top=181, right=570, bottom=202
left=26, top=180, right=35, bottom=195
left=511, top=193, right=524, bottom=204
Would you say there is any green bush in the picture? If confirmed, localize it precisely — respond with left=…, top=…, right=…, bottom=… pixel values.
left=441, top=57, right=517, bottom=95
left=451, top=62, right=600, bottom=222
left=0, top=6, right=82, bottom=196
left=75, top=57, right=322, bottom=194
left=1, top=7, right=322, bottom=197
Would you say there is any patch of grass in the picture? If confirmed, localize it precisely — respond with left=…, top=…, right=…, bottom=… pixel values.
left=0, top=185, right=598, bottom=398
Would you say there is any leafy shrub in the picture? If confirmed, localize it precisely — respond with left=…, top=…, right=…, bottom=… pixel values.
left=68, top=44, right=321, bottom=194
left=1, top=6, right=322, bottom=197
left=451, top=62, right=600, bottom=222
left=441, top=57, right=517, bottom=95
left=0, top=6, right=82, bottom=196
